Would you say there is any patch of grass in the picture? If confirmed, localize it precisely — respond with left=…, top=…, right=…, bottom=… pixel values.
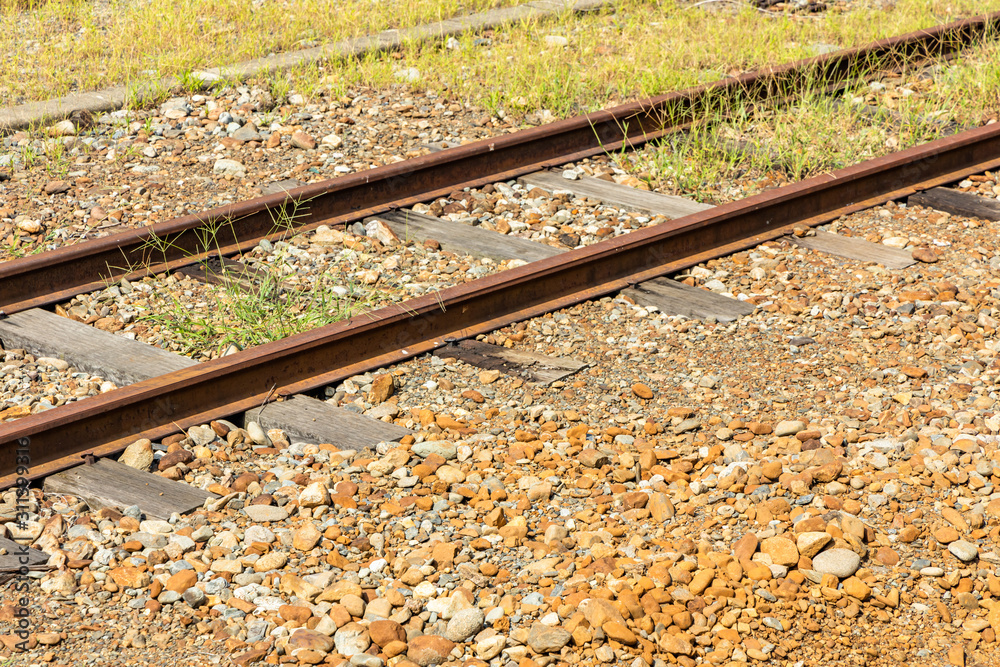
left=140, top=256, right=372, bottom=356
left=0, top=0, right=531, bottom=107
left=128, top=202, right=382, bottom=356
left=618, top=25, right=1000, bottom=203
left=626, top=83, right=953, bottom=202
left=305, top=0, right=1000, bottom=120
left=898, top=38, right=1000, bottom=125
left=254, top=0, right=1000, bottom=203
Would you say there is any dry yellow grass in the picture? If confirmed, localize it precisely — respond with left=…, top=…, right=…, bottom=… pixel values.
left=308, top=0, right=1000, bottom=117
left=0, top=0, right=524, bottom=106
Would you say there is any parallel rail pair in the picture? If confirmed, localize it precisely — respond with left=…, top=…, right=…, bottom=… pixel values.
left=2, top=13, right=1000, bottom=486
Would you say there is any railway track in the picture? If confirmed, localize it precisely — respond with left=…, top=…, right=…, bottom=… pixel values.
left=3, top=11, right=1000, bottom=494
left=6, top=13, right=1000, bottom=667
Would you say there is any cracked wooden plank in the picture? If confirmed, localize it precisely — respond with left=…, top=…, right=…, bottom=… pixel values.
left=44, top=459, right=216, bottom=520
left=789, top=231, right=915, bottom=269
left=246, top=395, right=411, bottom=450
left=366, top=209, right=562, bottom=263
left=519, top=171, right=713, bottom=218
left=908, top=187, right=1000, bottom=221
left=623, top=278, right=755, bottom=323
left=435, top=339, right=587, bottom=384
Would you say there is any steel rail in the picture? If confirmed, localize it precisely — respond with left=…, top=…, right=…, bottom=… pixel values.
left=2, top=12, right=999, bottom=315
left=4, top=120, right=1000, bottom=487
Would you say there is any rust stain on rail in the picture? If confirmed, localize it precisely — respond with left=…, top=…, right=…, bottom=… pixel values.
left=3, top=120, right=1000, bottom=486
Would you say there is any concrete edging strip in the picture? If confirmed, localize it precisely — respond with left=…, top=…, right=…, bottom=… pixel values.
left=0, top=0, right=611, bottom=134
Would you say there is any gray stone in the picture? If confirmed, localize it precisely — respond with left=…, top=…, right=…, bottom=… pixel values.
left=334, top=622, right=371, bottom=657
left=244, top=525, right=276, bottom=544
left=246, top=421, right=272, bottom=446
left=243, top=505, right=289, bottom=523
left=445, top=608, right=484, bottom=642
left=157, top=590, right=182, bottom=604
left=182, top=587, right=207, bottom=607
left=949, top=540, right=979, bottom=562
left=675, top=418, right=700, bottom=433
left=812, top=548, right=861, bottom=578
left=774, top=420, right=806, bottom=437
left=412, top=441, right=457, bottom=460
left=213, top=158, right=246, bottom=177
left=130, top=532, right=168, bottom=549
left=231, top=123, right=261, bottom=143
left=187, top=425, right=217, bottom=446
left=526, top=624, right=571, bottom=653
left=191, top=526, right=214, bottom=542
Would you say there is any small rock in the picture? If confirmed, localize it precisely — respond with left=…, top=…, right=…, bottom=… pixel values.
left=407, top=635, right=456, bottom=666
left=949, top=540, right=979, bottom=562
left=43, top=180, right=70, bottom=195
left=660, top=634, right=694, bottom=656
left=369, top=620, right=406, bottom=647
left=842, top=576, right=871, bottom=600
left=774, top=420, right=806, bottom=437
left=935, top=526, right=960, bottom=544
left=582, top=598, right=626, bottom=627
left=119, top=438, right=154, bottom=471
left=475, top=635, right=505, bottom=660
left=182, top=587, right=207, bottom=607
left=321, top=133, right=343, bottom=148
left=243, top=505, right=289, bottom=522
left=253, top=551, right=288, bottom=572
left=394, top=67, right=421, bottom=82
left=812, top=548, right=861, bottom=578
left=290, top=131, right=316, bottom=150
left=293, top=522, right=322, bottom=551
left=231, top=123, right=261, bottom=143
left=631, top=383, right=654, bottom=399
left=796, top=532, right=832, bottom=559
left=299, top=482, right=330, bottom=508
left=912, top=247, right=940, bottom=263
left=165, top=570, right=197, bottom=594
left=15, top=218, right=43, bottom=233
left=445, top=608, right=484, bottom=642
left=213, top=159, right=246, bottom=177
left=369, top=374, right=395, bottom=403
left=761, top=536, right=799, bottom=567
left=35, top=631, right=61, bottom=646
left=578, top=449, right=611, bottom=468
left=602, top=621, right=638, bottom=646
left=246, top=421, right=272, bottom=446
left=50, top=119, right=76, bottom=136
left=412, top=441, right=457, bottom=459
left=734, top=533, right=759, bottom=563
left=526, top=624, right=571, bottom=653
left=109, top=566, right=151, bottom=589
left=334, top=622, right=371, bottom=657
left=288, top=628, right=335, bottom=654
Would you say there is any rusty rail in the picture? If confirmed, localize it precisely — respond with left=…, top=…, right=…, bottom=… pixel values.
left=2, top=12, right=1000, bottom=314
left=4, top=118, right=1000, bottom=487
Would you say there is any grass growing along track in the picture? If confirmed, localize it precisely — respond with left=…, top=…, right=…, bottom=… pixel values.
left=0, top=0, right=527, bottom=107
